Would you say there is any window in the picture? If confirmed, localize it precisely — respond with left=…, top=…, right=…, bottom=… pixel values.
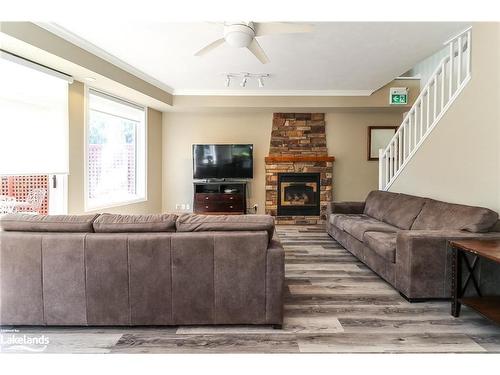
left=0, top=52, right=70, bottom=215
left=0, top=52, right=69, bottom=176
left=86, top=89, right=146, bottom=210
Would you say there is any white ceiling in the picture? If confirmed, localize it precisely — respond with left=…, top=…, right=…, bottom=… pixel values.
left=44, top=22, right=468, bottom=95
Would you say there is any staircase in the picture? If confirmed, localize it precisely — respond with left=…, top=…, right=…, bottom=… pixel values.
left=379, top=27, right=472, bottom=190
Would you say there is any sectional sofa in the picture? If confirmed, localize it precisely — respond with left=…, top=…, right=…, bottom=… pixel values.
left=326, top=191, right=500, bottom=300
left=0, top=213, right=284, bottom=327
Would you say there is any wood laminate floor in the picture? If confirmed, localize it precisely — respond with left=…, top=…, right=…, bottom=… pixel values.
left=2, top=225, right=500, bottom=353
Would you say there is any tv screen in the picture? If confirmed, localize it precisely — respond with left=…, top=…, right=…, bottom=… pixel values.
left=193, top=144, right=253, bottom=179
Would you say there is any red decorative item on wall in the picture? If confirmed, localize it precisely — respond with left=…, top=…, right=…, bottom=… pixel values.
left=0, top=175, right=49, bottom=215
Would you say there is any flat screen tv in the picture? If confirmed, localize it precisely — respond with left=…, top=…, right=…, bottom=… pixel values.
left=193, top=144, right=253, bottom=179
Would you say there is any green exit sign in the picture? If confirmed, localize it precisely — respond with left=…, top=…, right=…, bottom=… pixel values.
left=390, top=87, right=408, bottom=105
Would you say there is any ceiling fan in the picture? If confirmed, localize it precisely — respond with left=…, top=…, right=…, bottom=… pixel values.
left=194, top=22, right=314, bottom=64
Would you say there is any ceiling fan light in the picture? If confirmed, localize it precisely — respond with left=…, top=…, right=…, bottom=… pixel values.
left=224, top=24, right=255, bottom=48
left=225, top=32, right=253, bottom=48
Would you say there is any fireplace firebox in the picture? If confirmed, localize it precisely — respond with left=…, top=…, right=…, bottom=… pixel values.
left=277, top=173, right=321, bottom=217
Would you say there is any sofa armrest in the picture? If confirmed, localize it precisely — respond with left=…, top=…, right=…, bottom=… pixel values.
left=266, top=239, right=284, bottom=325
left=326, top=201, right=366, bottom=216
left=395, top=230, right=500, bottom=299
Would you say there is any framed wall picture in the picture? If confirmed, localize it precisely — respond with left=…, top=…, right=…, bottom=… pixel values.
left=367, top=126, right=398, bottom=161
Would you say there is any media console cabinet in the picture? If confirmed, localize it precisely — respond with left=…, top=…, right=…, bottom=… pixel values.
left=193, top=181, right=247, bottom=215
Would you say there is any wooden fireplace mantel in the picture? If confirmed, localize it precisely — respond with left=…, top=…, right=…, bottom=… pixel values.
left=265, top=155, right=335, bottom=163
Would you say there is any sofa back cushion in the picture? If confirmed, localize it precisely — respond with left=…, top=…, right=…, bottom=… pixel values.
left=411, top=199, right=498, bottom=232
left=0, top=213, right=99, bottom=233
left=93, top=213, right=178, bottom=233
left=363, top=190, right=398, bottom=221
left=176, top=214, right=275, bottom=242
left=382, top=194, right=426, bottom=229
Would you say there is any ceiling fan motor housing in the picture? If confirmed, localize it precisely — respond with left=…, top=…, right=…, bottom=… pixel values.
left=223, top=23, right=255, bottom=48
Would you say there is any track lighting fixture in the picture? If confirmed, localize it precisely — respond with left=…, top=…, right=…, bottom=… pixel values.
left=222, top=73, right=270, bottom=88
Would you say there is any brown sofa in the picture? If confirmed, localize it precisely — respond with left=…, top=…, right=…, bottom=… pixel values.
left=0, top=213, right=284, bottom=327
left=326, top=191, right=500, bottom=300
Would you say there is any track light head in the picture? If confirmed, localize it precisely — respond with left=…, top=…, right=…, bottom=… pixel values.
left=240, top=76, right=248, bottom=87
left=258, top=77, right=264, bottom=88
left=225, top=76, right=231, bottom=87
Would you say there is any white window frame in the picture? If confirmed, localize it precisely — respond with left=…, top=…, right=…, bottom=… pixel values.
left=49, top=174, right=69, bottom=215
left=84, top=87, right=148, bottom=212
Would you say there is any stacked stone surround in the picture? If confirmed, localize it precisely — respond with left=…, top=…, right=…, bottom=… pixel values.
left=265, top=113, right=334, bottom=225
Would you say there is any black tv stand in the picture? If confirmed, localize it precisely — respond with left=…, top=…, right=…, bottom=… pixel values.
left=193, top=181, right=247, bottom=215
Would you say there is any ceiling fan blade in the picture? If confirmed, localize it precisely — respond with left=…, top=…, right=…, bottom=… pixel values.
left=247, top=39, right=269, bottom=64
left=194, top=38, right=225, bottom=56
left=254, top=22, right=314, bottom=36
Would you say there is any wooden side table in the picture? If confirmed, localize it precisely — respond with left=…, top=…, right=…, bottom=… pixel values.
left=449, top=239, right=500, bottom=325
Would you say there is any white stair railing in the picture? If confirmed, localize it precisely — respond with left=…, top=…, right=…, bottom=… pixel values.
left=379, top=27, right=472, bottom=190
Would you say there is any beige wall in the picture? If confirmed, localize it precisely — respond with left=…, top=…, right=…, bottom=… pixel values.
left=389, top=23, right=500, bottom=212
left=68, top=81, right=86, bottom=213
left=162, top=110, right=403, bottom=213
left=68, top=81, right=163, bottom=214
left=162, top=112, right=273, bottom=214
left=326, top=112, right=403, bottom=201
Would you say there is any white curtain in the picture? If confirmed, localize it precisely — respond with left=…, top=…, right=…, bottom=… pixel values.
left=0, top=54, right=69, bottom=175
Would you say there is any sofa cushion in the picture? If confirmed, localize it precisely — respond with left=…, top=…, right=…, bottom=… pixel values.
left=342, top=215, right=399, bottom=242
left=176, top=214, right=275, bottom=241
left=93, top=213, right=178, bottom=233
left=364, top=190, right=398, bottom=221
left=382, top=194, right=426, bottom=229
left=0, top=213, right=99, bottom=233
left=329, top=201, right=366, bottom=214
left=330, top=213, right=366, bottom=231
left=363, top=231, right=397, bottom=263
left=411, top=199, right=499, bottom=233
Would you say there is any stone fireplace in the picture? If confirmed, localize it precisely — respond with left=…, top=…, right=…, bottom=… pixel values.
left=265, top=113, right=334, bottom=225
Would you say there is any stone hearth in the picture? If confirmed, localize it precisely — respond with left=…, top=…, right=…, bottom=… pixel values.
left=265, top=113, right=334, bottom=225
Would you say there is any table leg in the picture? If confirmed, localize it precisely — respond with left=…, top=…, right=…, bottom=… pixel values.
left=463, top=255, right=482, bottom=297
left=451, top=247, right=462, bottom=317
